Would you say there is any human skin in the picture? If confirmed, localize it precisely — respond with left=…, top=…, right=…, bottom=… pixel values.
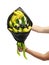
left=18, top=25, right=49, bottom=61
left=32, top=25, right=49, bottom=33
left=18, top=47, right=49, bottom=61
left=26, top=48, right=49, bottom=61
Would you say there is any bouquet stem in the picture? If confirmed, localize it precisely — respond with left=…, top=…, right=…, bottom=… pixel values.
left=16, top=41, right=27, bottom=59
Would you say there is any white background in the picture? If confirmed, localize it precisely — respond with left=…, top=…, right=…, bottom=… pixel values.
left=0, top=0, right=49, bottom=65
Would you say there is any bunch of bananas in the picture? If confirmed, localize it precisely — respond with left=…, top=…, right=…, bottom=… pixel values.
left=8, top=10, right=32, bottom=33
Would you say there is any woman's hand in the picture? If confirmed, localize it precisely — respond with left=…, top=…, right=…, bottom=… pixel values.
left=18, top=47, right=49, bottom=61
left=32, top=25, right=49, bottom=33
left=26, top=48, right=49, bottom=61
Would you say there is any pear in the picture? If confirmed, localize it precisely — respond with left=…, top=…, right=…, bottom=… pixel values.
left=13, top=27, right=18, bottom=33
left=18, top=28, right=22, bottom=32
left=23, top=28, right=29, bottom=32
left=8, top=28, right=13, bottom=31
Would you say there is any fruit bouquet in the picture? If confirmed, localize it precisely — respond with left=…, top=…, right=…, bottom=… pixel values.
left=7, top=7, right=33, bottom=59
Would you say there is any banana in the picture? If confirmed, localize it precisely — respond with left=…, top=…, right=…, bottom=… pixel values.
left=18, top=28, right=22, bottom=32
left=14, top=23, right=19, bottom=27
left=14, top=10, right=24, bottom=19
left=13, top=27, right=18, bottom=33
left=8, top=28, right=13, bottom=31
left=28, top=26, right=32, bottom=30
left=23, top=28, right=29, bottom=32
left=9, top=21, right=12, bottom=27
left=11, top=15, right=17, bottom=23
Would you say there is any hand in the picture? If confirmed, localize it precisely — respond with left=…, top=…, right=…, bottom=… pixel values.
left=32, top=25, right=49, bottom=33
left=18, top=46, right=49, bottom=61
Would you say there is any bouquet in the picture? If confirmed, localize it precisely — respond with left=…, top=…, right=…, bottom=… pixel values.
left=7, top=7, right=33, bottom=59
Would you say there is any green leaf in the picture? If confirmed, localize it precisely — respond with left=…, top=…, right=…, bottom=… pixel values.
left=17, top=49, right=20, bottom=56
left=22, top=43, right=27, bottom=59
left=23, top=50, right=27, bottom=59
left=16, top=42, right=20, bottom=56
left=16, top=42, right=27, bottom=59
left=16, top=19, right=19, bottom=24
left=21, top=17, right=25, bottom=25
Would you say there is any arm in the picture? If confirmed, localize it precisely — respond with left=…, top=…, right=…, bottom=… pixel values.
left=32, top=25, right=49, bottom=33
left=26, top=48, right=49, bottom=61
left=18, top=47, right=49, bottom=61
